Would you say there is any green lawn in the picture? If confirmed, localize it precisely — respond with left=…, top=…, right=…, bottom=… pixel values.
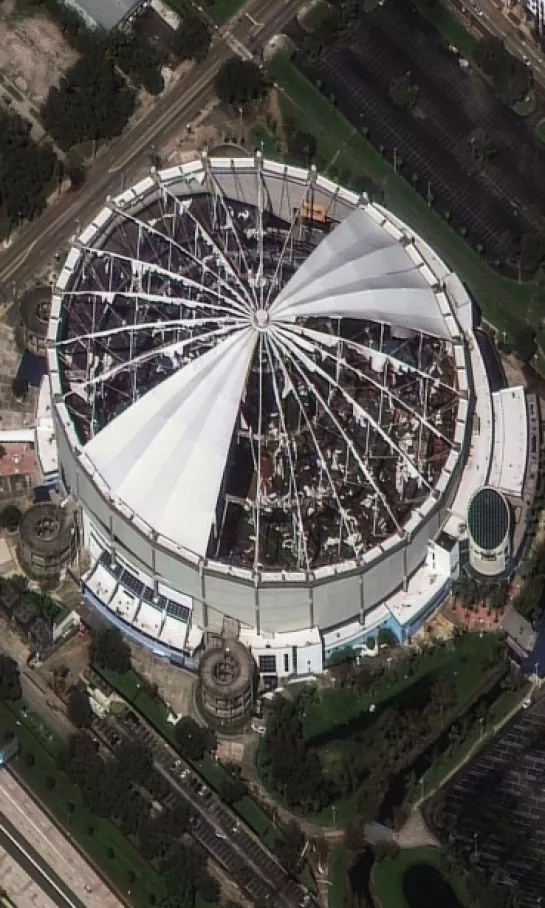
left=302, top=633, right=502, bottom=742
left=0, top=699, right=158, bottom=908
left=267, top=53, right=535, bottom=340
left=328, top=847, right=351, bottom=908
left=371, top=847, right=468, bottom=908
left=415, top=0, right=477, bottom=59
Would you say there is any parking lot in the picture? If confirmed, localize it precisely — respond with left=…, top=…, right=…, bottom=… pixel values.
left=94, top=705, right=311, bottom=908
left=298, top=0, right=545, bottom=263
left=437, top=695, right=545, bottom=907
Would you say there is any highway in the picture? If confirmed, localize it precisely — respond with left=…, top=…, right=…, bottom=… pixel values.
left=0, top=805, right=87, bottom=908
left=0, top=0, right=302, bottom=289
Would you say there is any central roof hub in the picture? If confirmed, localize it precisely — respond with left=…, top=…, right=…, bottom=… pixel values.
left=252, top=308, right=270, bottom=331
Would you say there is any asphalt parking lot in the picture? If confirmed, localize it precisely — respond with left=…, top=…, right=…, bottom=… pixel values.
left=436, top=695, right=545, bottom=907
left=298, top=0, right=545, bottom=262
left=95, top=707, right=311, bottom=908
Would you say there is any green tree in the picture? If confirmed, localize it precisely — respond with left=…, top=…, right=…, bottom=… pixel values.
left=173, top=716, right=216, bottom=761
left=0, top=654, right=21, bottom=701
left=388, top=73, right=419, bottom=110
left=0, top=505, right=22, bottom=531
left=214, top=59, right=268, bottom=106
left=171, top=12, right=211, bottom=62
left=90, top=626, right=131, bottom=674
left=512, top=324, right=536, bottom=363
left=67, top=688, right=93, bottom=728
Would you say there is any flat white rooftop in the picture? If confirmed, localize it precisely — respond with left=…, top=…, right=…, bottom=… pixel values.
left=489, top=386, right=528, bottom=498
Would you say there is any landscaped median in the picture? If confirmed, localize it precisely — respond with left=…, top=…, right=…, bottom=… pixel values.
left=267, top=52, right=534, bottom=339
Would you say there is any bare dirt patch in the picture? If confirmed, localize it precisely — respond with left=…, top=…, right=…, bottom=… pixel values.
left=0, top=4, right=78, bottom=106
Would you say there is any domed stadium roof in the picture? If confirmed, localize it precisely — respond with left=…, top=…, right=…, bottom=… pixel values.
left=53, top=166, right=462, bottom=572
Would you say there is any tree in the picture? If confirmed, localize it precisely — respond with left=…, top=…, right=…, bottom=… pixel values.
left=456, top=127, right=495, bottom=175
left=0, top=110, right=57, bottom=228
left=0, top=446, right=6, bottom=460
left=173, top=716, right=216, bottom=761
left=214, top=59, right=268, bottom=106
left=0, top=505, right=22, bottom=531
left=67, top=688, right=93, bottom=728
left=11, top=377, right=28, bottom=399
left=41, top=54, right=136, bottom=151
left=472, top=36, right=531, bottom=104
left=388, top=73, right=419, bottom=110
left=0, top=654, right=21, bottom=701
left=171, top=12, right=211, bottom=62
left=512, top=324, right=536, bottom=363
left=218, top=775, right=247, bottom=806
left=90, top=626, right=131, bottom=674
left=116, top=739, right=153, bottom=786
left=274, top=820, right=305, bottom=876
left=107, top=33, right=164, bottom=96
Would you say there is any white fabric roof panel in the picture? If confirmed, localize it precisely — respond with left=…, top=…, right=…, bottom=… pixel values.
left=84, top=328, right=256, bottom=558
left=273, top=209, right=451, bottom=339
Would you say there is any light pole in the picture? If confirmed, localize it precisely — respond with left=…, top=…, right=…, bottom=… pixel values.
left=238, top=107, right=243, bottom=141
left=332, top=805, right=337, bottom=830
left=473, top=831, right=479, bottom=861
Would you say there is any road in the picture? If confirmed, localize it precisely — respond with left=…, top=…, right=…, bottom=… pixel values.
left=0, top=0, right=301, bottom=290
left=0, top=771, right=125, bottom=908
left=453, top=0, right=545, bottom=82
left=0, top=806, right=87, bottom=908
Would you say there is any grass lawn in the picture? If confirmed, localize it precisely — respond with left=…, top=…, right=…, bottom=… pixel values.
left=371, top=846, right=469, bottom=908
left=328, top=847, right=351, bottom=908
left=251, top=124, right=279, bottom=156
left=267, top=53, right=535, bottom=339
left=302, top=633, right=501, bottom=741
left=415, top=0, right=477, bottom=59
left=0, top=699, right=157, bottom=908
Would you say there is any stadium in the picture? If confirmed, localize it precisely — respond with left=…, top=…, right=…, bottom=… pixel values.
left=46, top=155, right=532, bottom=680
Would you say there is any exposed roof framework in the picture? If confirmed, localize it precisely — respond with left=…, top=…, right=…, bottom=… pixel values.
left=54, top=165, right=461, bottom=571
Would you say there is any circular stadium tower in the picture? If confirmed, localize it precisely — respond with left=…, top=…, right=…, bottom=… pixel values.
left=48, top=155, right=474, bottom=661
left=467, top=486, right=511, bottom=578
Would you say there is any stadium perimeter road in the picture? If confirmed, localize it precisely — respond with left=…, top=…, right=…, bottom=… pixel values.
left=0, top=0, right=302, bottom=290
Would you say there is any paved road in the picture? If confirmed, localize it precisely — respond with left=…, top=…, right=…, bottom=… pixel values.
left=0, top=0, right=301, bottom=290
left=0, top=806, right=87, bottom=908
left=0, top=771, right=125, bottom=908
left=453, top=0, right=545, bottom=82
